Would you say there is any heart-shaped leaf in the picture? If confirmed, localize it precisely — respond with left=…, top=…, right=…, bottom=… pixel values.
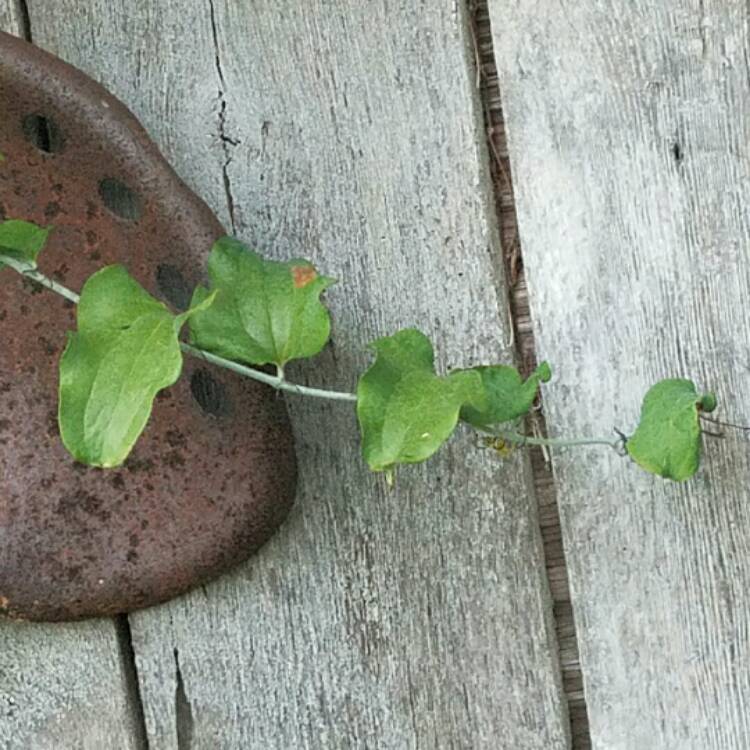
left=357, top=328, right=482, bottom=472
left=0, top=219, right=50, bottom=267
left=59, top=265, right=213, bottom=467
left=626, top=378, right=717, bottom=481
left=459, top=361, right=551, bottom=428
left=188, top=237, right=335, bottom=368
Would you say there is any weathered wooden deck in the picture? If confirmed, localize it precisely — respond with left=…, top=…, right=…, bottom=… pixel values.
left=3, top=2, right=750, bottom=748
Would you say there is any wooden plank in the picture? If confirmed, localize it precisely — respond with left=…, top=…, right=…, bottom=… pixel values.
left=0, top=0, right=21, bottom=36
left=0, top=621, right=141, bottom=748
left=0, top=12, right=141, bottom=750
left=29, top=2, right=570, bottom=748
left=490, top=2, right=750, bottom=748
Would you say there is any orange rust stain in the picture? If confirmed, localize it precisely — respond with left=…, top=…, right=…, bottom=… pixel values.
left=0, top=596, right=8, bottom=609
left=291, top=265, right=318, bottom=289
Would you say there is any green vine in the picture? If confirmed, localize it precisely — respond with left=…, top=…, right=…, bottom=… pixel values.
left=0, top=218, right=720, bottom=481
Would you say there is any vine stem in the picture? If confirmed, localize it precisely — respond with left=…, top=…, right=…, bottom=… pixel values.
left=0, top=255, right=357, bottom=403
left=0, top=255, right=632, bottom=432
left=1, top=254, right=80, bottom=303
left=180, top=344, right=357, bottom=401
left=479, top=426, right=625, bottom=452
left=700, top=414, right=750, bottom=432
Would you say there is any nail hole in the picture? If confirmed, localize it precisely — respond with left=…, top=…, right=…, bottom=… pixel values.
left=98, top=178, right=143, bottom=221
left=156, top=264, right=192, bottom=311
left=672, top=141, right=683, bottom=164
left=190, top=369, right=231, bottom=417
left=22, top=114, right=64, bottom=154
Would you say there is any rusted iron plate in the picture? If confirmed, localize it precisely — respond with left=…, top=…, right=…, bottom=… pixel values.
left=0, top=32, right=297, bottom=621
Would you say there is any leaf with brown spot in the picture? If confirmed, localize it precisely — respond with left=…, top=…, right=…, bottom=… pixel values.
left=189, top=237, right=335, bottom=367
left=291, top=264, right=318, bottom=289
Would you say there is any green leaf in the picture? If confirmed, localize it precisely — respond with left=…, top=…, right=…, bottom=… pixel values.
left=0, top=219, right=51, bottom=267
left=188, top=237, right=335, bottom=368
left=357, top=328, right=482, bottom=472
left=626, top=378, right=717, bottom=481
left=459, top=361, right=551, bottom=427
left=58, top=265, right=212, bottom=468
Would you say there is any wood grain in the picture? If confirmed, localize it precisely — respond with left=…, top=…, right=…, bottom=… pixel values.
left=0, top=620, right=142, bottom=748
left=28, top=1, right=570, bottom=747
left=490, top=1, right=750, bottom=748
left=0, top=0, right=21, bottom=36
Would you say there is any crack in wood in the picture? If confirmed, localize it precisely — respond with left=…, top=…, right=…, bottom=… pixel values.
left=698, top=0, right=709, bottom=59
left=207, top=0, right=238, bottom=234
left=14, top=0, right=31, bottom=41
left=115, top=615, right=151, bottom=750
left=174, top=648, right=195, bottom=750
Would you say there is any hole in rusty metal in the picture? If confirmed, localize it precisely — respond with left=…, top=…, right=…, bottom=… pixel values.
left=190, top=368, right=231, bottom=417
left=98, top=177, right=143, bottom=221
left=156, top=264, right=192, bottom=311
left=22, top=113, right=64, bottom=153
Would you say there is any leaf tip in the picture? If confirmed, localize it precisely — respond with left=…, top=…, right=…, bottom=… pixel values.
left=537, top=361, right=552, bottom=383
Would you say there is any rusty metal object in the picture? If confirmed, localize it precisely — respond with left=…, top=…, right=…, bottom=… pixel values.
left=0, top=32, right=297, bottom=621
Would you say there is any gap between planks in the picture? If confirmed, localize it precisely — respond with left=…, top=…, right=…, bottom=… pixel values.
left=13, top=0, right=31, bottom=40
left=469, top=3, right=592, bottom=748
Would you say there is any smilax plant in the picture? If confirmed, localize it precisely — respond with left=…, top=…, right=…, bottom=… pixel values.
left=0, top=218, right=724, bottom=482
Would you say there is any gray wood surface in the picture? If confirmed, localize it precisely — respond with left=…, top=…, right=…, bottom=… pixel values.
left=0, top=10, right=142, bottom=750
left=0, top=1, right=19, bottom=35
left=0, top=620, right=140, bottom=749
left=490, top=2, right=750, bottom=748
left=25, top=2, right=571, bottom=748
